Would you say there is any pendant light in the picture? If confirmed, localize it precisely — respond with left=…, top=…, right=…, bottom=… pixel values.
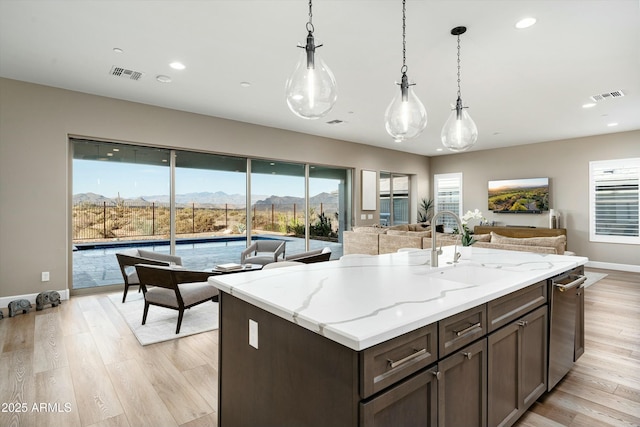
left=285, top=0, right=337, bottom=119
left=384, top=0, right=427, bottom=142
left=441, top=26, right=478, bottom=152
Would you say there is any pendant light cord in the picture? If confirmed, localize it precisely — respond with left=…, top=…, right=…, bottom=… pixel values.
left=307, top=0, right=314, bottom=33
left=401, top=0, right=407, bottom=73
left=456, top=33, right=462, bottom=99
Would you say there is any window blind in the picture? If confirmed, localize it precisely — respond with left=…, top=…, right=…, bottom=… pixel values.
left=590, top=158, right=640, bottom=244
left=434, top=173, right=462, bottom=231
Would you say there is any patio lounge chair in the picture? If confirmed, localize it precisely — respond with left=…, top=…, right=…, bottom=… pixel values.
left=116, top=248, right=182, bottom=303
left=284, top=247, right=332, bottom=263
left=240, top=240, right=286, bottom=266
left=134, top=264, right=218, bottom=334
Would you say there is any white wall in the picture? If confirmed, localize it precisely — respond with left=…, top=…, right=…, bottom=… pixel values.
left=430, top=131, right=640, bottom=269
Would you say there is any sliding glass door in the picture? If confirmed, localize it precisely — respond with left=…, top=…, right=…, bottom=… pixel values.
left=173, top=150, right=247, bottom=269
left=71, top=139, right=171, bottom=289
left=309, top=165, right=351, bottom=252
left=71, top=138, right=351, bottom=290
left=249, top=159, right=305, bottom=255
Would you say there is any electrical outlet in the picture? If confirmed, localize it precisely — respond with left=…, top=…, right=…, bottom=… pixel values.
left=249, top=319, right=258, bottom=349
left=41, top=272, right=50, bottom=282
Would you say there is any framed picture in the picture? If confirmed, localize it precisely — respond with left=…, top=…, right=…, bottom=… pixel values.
left=361, top=169, right=376, bottom=211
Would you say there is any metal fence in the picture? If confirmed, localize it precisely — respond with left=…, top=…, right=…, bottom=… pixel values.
left=72, top=201, right=338, bottom=241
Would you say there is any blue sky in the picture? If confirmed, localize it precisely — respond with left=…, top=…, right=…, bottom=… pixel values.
left=73, top=160, right=338, bottom=198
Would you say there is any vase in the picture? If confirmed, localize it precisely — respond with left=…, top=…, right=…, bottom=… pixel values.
left=459, top=245, right=473, bottom=260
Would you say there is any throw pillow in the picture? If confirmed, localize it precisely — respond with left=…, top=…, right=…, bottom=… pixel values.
left=490, top=232, right=565, bottom=255
left=388, top=224, right=410, bottom=231
left=353, top=226, right=388, bottom=234
left=408, top=223, right=431, bottom=231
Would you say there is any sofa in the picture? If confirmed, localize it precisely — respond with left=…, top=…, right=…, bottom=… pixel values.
left=343, top=225, right=567, bottom=256
left=343, top=224, right=440, bottom=255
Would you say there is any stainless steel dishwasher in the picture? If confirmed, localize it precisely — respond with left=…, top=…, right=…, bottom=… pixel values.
left=548, top=267, right=586, bottom=391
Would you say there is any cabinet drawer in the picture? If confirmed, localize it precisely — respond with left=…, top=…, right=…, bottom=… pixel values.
left=439, top=305, right=486, bottom=357
left=360, top=323, right=437, bottom=399
left=487, top=281, right=547, bottom=332
left=360, top=365, right=438, bottom=427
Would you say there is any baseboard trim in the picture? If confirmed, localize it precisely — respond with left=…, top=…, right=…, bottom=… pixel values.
left=586, top=261, right=640, bottom=273
left=1, top=289, right=70, bottom=309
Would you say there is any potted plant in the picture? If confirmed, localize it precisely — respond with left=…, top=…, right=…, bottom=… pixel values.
left=418, top=198, right=434, bottom=223
left=457, top=209, right=484, bottom=259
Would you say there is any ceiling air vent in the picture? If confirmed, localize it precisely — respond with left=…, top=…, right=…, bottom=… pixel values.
left=590, top=90, right=625, bottom=102
left=326, top=119, right=344, bottom=125
left=109, top=66, right=144, bottom=81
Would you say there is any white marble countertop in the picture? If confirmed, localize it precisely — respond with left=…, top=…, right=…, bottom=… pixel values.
left=209, top=247, right=588, bottom=351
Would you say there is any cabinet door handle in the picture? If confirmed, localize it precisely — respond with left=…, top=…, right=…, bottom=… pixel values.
left=517, top=320, right=528, bottom=327
left=463, top=351, right=473, bottom=360
left=454, top=322, right=481, bottom=337
left=433, top=371, right=441, bottom=380
left=553, top=275, right=586, bottom=292
left=388, top=348, right=427, bottom=369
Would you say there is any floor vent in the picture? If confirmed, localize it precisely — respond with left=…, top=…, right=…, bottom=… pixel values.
left=109, top=66, right=144, bottom=81
left=590, top=90, right=625, bottom=102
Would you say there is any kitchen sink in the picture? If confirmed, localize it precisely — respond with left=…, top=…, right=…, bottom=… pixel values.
left=427, top=263, right=519, bottom=286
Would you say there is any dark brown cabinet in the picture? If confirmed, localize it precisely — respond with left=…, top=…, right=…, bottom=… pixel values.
left=217, top=268, right=583, bottom=427
left=360, top=323, right=438, bottom=399
left=438, top=339, right=487, bottom=427
left=488, top=305, right=547, bottom=427
left=439, top=304, right=486, bottom=357
left=360, top=366, right=438, bottom=427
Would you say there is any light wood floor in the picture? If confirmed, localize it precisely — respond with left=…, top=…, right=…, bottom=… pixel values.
left=0, top=268, right=638, bottom=427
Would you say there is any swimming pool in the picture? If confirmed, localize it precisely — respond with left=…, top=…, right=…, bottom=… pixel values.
left=72, top=235, right=343, bottom=289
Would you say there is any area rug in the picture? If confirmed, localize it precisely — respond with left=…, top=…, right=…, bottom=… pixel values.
left=583, top=271, right=608, bottom=288
left=107, top=292, right=218, bottom=345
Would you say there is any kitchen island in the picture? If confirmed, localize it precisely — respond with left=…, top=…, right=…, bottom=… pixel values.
left=210, top=247, right=588, bottom=427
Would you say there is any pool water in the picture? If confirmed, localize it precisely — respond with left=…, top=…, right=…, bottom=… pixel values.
left=72, top=236, right=342, bottom=289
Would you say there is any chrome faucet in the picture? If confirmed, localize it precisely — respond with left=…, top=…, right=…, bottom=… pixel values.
left=431, top=210, right=464, bottom=267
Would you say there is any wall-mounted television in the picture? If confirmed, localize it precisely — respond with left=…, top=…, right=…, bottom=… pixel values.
left=488, top=177, right=549, bottom=213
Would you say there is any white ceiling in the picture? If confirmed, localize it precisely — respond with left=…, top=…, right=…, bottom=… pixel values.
left=1, top=0, right=638, bottom=156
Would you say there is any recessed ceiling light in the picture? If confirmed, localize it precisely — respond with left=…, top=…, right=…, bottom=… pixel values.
left=607, top=122, right=619, bottom=127
left=436, top=148, right=443, bottom=152
left=515, top=17, right=537, bottom=29
left=112, top=148, right=120, bottom=152
left=156, top=75, right=172, bottom=83
left=169, top=62, right=186, bottom=70
left=113, top=48, right=124, bottom=53
left=240, top=81, right=251, bottom=87
left=107, top=153, right=113, bottom=156
left=582, top=103, right=596, bottom=108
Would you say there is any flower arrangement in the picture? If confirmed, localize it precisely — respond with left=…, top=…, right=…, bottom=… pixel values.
left=458, top=209, right=484, bottom=247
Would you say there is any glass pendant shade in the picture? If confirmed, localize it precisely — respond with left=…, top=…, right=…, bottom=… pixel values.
left=285, top=38, right=337, bottom=119
left=441, top=98, right=478, bottom=152
left=384, top=75, right=428, bottom=142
